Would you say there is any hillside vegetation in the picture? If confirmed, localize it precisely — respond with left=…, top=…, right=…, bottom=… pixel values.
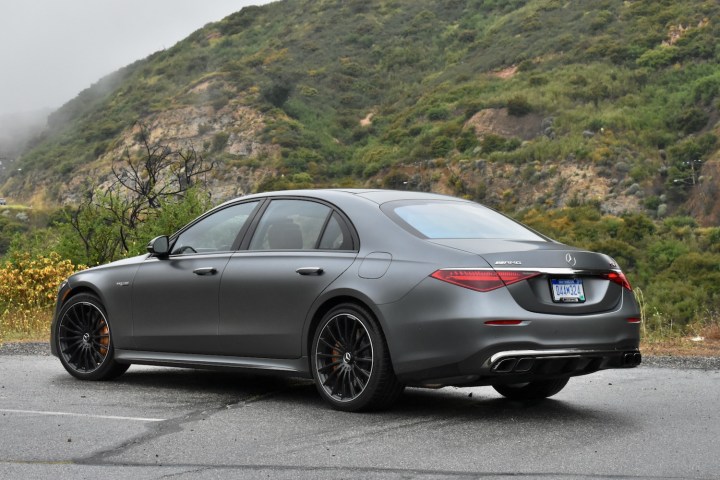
left=2, top=0, right=719, bottom=215
left=1, top=0, right=720, bottom=343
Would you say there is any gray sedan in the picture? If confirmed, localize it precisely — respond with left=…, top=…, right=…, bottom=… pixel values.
left=51, top=189, right=641, bottom=411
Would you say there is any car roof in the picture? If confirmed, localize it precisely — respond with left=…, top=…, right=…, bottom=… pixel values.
left=217, top=189, right=466, bottom=208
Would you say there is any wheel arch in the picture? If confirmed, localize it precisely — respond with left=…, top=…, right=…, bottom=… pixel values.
left=63, top=285, right=102, bottom=305
left=51, top=283, right=111, bottom=357
left=303, top=291, right=390, bottom=366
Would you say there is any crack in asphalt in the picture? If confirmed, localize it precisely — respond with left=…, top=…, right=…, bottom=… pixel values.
left=72, top=387, right=297, bottom=466
left=282, top=415, right=466, bottom=456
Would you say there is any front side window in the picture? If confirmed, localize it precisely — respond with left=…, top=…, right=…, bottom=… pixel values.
left=249, top=200, right=332, bottom=250
left=383, top=200, right=545, bottom=241
left=172, top=201, right=259, bottom=255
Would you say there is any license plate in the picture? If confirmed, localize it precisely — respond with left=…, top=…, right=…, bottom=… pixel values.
left=550, top=279, right=585, bottom=303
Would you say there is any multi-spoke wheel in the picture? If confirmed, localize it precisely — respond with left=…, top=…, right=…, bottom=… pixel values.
left=492, top=377, right=570, bottom=400
left=56, top=293, right=129, bottom=381
left=312, top=303, right=403, bottom=411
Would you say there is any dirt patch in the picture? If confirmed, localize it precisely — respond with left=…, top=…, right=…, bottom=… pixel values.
left=641, top=338, right=720, bottom=357
left=491, top=65, right=518, bottom=79
left=465, top=108, right=544, bottom=141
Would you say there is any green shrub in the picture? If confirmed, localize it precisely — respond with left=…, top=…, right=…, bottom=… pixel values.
left=507, top=95, right=532, bottom=116
left=431, top=136, right=454, bottom=157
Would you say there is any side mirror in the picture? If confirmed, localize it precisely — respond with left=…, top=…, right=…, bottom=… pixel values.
left=147, top=236, right=170, bottom=257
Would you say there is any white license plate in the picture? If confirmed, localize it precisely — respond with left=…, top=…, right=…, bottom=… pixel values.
left=550, top=279, right=585, bottom=303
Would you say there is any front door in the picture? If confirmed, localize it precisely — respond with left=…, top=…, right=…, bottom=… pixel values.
left=131, top=200, right=260, bottom=353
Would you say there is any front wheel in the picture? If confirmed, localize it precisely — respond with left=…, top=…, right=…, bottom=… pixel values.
left=492, top=377, right=570, bottom=400
left=55, top=293, right=129, bottom=381
left=311, top=303, right=403, bottom=412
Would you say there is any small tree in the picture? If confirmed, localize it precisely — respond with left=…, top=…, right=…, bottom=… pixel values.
left=60, top=123, right=214, bottom=265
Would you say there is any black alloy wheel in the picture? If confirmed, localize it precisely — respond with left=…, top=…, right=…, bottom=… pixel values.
left=56, top=293, right=129, bottom=381
left=312, top=304, right=403, bottom=411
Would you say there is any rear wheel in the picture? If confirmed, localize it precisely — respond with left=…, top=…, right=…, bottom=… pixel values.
left=492, top=377, right=570, bottom=400
left=311, top=303, right=403, bottom=411
left=56, top=293, right=129, bottom=381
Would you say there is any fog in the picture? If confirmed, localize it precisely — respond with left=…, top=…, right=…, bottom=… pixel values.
left=0, top=0, right=274, bottom=117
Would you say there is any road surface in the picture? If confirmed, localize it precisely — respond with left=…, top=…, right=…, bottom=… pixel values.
left=0, top=349, right=718, bottom=479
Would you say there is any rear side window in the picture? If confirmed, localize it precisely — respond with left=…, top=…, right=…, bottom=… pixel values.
left=318, top=212, right=354, bottom=250
left=383, top=201, right=545, bottom=240
left=249, top=199, right=332, bottom=250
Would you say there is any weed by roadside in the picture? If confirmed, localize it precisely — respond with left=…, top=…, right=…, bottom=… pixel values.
left=0, top=252, right=85, bottom=345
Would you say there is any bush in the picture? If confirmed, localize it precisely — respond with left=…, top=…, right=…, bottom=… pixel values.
left=427, top=106, right=450, bottom=121
left=481, top=134, right=521, bottom=154
left=430, top=136, right=454, bottom=157
left=669, top=107, right=709, bottom=135
left=0, top=252, right=85, bottom=342
left=507, top=95, right=532, bottom=116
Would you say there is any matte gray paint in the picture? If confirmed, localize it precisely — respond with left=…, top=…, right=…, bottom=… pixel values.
left=51, top=189, right=640, bottom=388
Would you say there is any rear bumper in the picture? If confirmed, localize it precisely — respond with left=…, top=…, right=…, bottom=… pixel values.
left=377, top=277, right=641, bottom=387
left=394, top=346, right=641, bottom=387
left=486, top=348, right=641, bottom=373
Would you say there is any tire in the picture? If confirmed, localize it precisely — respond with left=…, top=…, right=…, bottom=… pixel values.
left=55, top=293, right=129, bottom=381
left=492, top=377, right=570, bottom=400
left=311, top=303, right=403, bottom=412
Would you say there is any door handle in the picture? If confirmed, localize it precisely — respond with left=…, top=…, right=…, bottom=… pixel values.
left=296, top=267, right=324, bottom=276
left=193, top=267, right=217, bottom=276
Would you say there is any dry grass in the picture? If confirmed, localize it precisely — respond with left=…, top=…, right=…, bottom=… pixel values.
left=641, top=322, right=720, bottom=356
left=0, top=308, right=52, bottom=344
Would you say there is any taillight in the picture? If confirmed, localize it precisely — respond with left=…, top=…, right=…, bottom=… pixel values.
left=430, top=269, right=540, bottom=292
left=485, top=320, right=524, bottom=326
left=604, top=271, right=633, bottom=291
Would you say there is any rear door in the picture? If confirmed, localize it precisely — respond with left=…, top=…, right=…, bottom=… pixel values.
left=217, top=198, right=357, bottom=358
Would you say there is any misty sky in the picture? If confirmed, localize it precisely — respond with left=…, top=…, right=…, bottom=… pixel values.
left=0, top=0, right=274, bottom=116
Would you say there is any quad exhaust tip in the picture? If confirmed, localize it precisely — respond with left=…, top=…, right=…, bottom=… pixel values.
left=623, top=352, right=642, bottom=367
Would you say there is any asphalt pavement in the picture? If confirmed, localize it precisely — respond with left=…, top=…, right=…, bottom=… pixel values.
left=0, top=346, right=718, bottom=479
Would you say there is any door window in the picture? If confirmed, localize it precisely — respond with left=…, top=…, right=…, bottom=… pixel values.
left=171, top=201, right=259, bottom=255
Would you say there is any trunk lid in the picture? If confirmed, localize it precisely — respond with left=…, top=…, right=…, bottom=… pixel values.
left=429, top=239, right=626, bottom=315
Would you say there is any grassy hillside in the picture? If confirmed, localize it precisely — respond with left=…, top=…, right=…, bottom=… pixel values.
left=2, top=0, right=719, bottom=219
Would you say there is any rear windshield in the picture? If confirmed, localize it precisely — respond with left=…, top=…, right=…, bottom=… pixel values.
left=382, top=200, right=545, bottom=241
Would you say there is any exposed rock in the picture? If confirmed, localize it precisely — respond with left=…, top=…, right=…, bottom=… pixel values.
left=465, top=108, right=544, bottom=141
left=59, top=103, right=279, bottom=204
left=686, top=158, right=720, bottom=226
